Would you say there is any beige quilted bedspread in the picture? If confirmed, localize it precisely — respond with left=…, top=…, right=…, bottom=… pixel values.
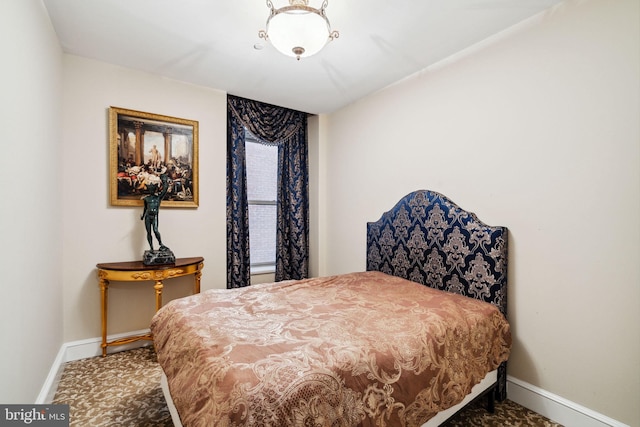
left=151, top=271, right=511, bottom=427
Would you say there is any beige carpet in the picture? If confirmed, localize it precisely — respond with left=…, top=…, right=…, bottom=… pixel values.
left=53, top=346, right=563, bottom=426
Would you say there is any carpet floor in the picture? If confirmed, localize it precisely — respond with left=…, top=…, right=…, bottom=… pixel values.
left=53, top=346, right=563, bottom=426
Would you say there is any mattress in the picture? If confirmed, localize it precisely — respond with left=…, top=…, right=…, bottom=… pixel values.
left=151, top=271, right=511, bottom=426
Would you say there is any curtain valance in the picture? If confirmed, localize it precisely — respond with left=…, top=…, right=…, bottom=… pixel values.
left=227, top=95, right=306, bottom=145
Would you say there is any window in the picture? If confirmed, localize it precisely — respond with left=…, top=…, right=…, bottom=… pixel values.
left=245, top=130, right=278, bottom=274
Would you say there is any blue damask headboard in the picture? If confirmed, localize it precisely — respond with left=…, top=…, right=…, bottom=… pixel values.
left=366, top=190, right=509, bottom=401
left=366, top=190, right=508, bottom=316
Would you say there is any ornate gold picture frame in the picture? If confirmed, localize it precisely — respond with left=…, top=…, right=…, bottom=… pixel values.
left=109, top=107, right=199, bottom=208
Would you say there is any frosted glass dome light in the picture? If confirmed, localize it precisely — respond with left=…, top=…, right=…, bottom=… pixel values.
left=259, top=0, right=339, bottom=60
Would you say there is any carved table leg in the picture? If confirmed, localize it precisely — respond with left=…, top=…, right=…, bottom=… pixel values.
left=194, top=269, right=202, bottom=294
left=154, top=280, right=163, bottom=311
left=99, top=278, right=109, bottom=357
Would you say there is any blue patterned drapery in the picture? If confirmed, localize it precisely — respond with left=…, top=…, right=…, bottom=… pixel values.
left=226, top=95, right=309, bottom=288
left=226, top=104, right=251, bottom=289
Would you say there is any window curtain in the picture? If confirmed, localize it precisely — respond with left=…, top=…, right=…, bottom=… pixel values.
left=226, top=95, right=309, bottom=288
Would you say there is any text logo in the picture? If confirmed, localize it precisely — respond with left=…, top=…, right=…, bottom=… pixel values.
left=0, top=405, right=69, bottom=426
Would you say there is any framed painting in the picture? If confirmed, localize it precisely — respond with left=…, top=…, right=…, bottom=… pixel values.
left=109, top=107, right=199, bottom=208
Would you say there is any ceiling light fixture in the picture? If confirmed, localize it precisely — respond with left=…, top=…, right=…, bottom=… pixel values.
left=259, top=0, right=339, bottom=61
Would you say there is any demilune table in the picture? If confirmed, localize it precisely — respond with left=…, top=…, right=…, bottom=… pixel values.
left=96, top=257, right=204, bottom=357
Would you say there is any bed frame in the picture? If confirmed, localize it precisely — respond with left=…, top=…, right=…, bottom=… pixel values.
left=161, top=189, right=509, bottom=427
left=366, top=190, right=509, bottom=403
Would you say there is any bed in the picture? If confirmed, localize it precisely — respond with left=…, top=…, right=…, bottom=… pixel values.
left=151, top=190, right=511, bottom=426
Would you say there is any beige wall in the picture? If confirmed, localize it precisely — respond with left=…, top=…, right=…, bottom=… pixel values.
left=0, top=0, right=63, bottom=403
left=61, top=56, right=228, bottom=341
left=319, top=0, right=639, bottom=424
left=59, top=53, right=329, bottom=336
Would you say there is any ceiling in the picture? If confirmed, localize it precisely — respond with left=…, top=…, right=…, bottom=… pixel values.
left=43, top=0, right=561, bottom=115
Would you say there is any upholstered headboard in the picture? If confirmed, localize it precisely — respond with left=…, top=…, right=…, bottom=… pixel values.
left=366, top=190, right=508, bottom=316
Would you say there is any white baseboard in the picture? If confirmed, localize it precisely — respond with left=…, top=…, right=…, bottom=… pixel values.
left=507, top=376, right=629, bottom=427
left=36, top=329, right=153, bottom=404
left=35, top=343, right=68, bottom=404
left=63, top=329, right=153, bottom=362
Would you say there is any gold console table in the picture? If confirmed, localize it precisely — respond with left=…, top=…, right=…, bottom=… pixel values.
left=96, top=256, right=204, bottom=357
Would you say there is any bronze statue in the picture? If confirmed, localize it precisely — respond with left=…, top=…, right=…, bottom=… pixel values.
left=140, top=172, right=175, bottom=265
